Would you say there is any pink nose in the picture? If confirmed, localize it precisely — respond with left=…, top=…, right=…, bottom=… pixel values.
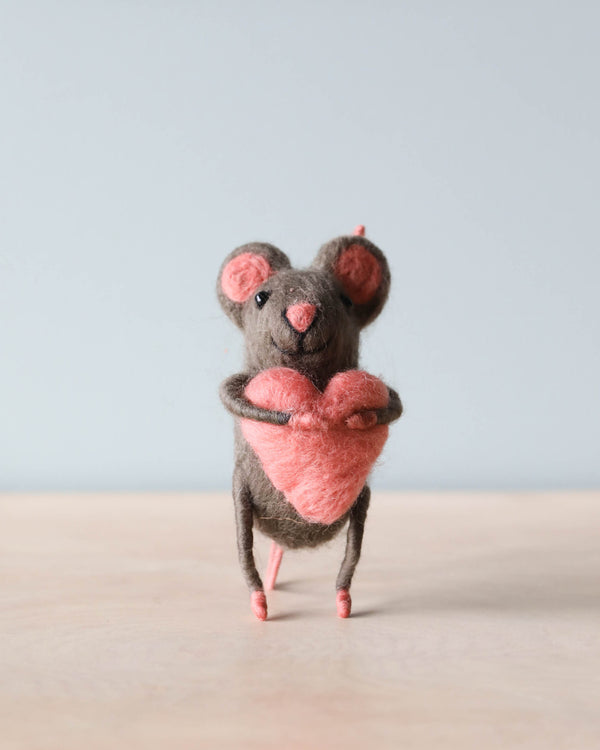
left=285, top=302, right=316, bottom=333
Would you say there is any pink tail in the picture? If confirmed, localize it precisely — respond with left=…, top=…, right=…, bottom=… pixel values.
left=264, top=542, right=284, bottom=591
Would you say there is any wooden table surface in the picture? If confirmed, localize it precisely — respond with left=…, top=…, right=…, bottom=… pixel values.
left=1, top=491, right=599, bottom=749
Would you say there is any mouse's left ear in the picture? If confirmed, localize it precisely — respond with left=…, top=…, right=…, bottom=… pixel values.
left=312, top=233, right=390, bottom=327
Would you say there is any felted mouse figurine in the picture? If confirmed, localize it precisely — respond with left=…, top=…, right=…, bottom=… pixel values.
left=218, top=226, right=402, bottom=620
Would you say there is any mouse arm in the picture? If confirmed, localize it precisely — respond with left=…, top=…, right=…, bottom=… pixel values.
left=375, top=386, right=403, bottom=425
left=220, top=373, right=291, bottom=425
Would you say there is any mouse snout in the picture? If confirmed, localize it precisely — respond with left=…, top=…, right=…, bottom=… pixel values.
left=285, top=302, right=317, bottom=333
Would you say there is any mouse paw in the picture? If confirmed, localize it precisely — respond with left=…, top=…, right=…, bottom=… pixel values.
left=336, top=589, right=352, bottom=618
left=264, top=542, right=284, bottom=591
left=345, top=411, right=378, bottom=430
left=250, top=590, right=268, bottom=621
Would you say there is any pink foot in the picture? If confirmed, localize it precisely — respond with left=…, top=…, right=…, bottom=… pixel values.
left=250, top=590, right=267, bottom=621
left=336, top=589, right=352, bottom=618
left=264, top=542, right=284, bottom=591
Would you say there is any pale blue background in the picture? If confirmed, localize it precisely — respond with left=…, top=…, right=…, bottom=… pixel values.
left=1, top=1, right=599, bottom=490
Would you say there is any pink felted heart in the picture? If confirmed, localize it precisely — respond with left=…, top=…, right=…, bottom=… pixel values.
left=240, top=368, right=390, bottom=524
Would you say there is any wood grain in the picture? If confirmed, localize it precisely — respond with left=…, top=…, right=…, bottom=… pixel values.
left=1, top=491, right=599, bottom=749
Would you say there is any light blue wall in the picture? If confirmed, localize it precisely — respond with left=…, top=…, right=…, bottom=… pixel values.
left=1, top=1, right=599, bottom=490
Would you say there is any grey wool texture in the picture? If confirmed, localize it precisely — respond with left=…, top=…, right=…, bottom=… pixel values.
left=217, top=233, right=402, bottom=594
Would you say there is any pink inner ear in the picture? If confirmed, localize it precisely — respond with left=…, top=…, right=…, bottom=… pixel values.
left=221, top=253, right=274, bottom=303
left=334, top=244, right=382, bottom=305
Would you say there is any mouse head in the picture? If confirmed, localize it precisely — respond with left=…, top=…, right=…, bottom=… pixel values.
left=217, top=231, right=390, bottom=387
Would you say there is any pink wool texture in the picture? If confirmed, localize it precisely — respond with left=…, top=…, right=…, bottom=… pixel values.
left=250, top=590, right=267, bottom=620
left=221, top=252, right=274, bottom=303
left=336, top=589, right=352, bottom=618
left=241, top=368, right=389, bottom=525
left=335, top=244, right=382, bottom=305
left=285, top=302, right=316, bottom=332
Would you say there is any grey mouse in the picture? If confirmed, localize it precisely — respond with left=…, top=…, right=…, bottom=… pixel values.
left=218, top=227, right=402, bottom=619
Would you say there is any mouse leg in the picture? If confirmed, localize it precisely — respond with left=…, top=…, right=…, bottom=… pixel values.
left=233, top=468, right=267, bottom=620
left=335, top=485, right=371, bottom=618
left=264, top=541, right=284, bottom=591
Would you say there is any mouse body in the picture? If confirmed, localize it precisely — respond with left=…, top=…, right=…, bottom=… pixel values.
left=218, top=227, right=402, bottom=619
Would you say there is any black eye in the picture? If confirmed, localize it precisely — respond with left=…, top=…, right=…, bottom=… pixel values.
left=255, top=290, right=270, bottom=309
left=340, top=293, right=353, bottom=308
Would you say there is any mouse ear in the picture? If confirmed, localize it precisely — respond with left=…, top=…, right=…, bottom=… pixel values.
left=217, top=242, right=291, bottom=327
left=312, top=233, right=390, bottom=327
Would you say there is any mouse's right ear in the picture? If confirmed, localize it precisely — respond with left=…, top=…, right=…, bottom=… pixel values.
left=217, top=242, right=291, bottom=328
